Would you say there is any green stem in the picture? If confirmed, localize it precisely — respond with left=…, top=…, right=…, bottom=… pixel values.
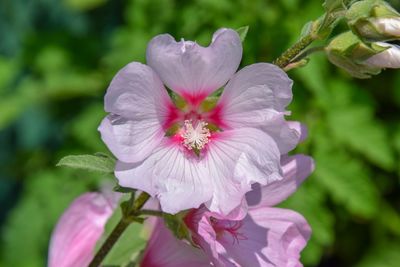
left=274, top=9, right=345, bottom=69
left=88, top=192, right=150, bottom=267
left=273, top=33, right=317, bottom=69
left=140, top=209, right=164, bottom=217
left=291, top=46, right=325, bottom=63
left=88, top=218, right=130, bottom=267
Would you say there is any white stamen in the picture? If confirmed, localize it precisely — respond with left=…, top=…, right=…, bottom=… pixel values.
left=181, top=120, right=211, bottom=150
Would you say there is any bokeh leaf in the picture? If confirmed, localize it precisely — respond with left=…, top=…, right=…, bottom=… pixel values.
left=57, top=154, right=116, bottom=173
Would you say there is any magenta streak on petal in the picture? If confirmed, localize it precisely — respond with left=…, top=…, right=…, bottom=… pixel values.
left=162, top=102, right=181, bottom=130
left=205, top=104, right=228, bottom=129
left=181, top=91, right=209, bottom=108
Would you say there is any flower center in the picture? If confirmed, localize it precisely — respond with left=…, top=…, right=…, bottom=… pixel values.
left=181, top=120, right=211, bottom=151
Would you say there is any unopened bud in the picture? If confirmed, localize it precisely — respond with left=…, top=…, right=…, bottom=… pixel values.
left=325, top=31, right=385, bottom=78
left=347, top=0, right=400, bottom=41
left=364, top=42, right=400, bottom=68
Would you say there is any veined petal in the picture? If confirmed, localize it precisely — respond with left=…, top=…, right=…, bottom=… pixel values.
left=48, top=192, right=118, bottom=267
left=205, top=128, right=282, bottom=215
left=115, top=140, right=213, bottom=214
left=100, top=62, right=178, bottom=163
left=104, top=62, right=172, bottom=120
left=209, top=63, right=298, bottom=153
left=99, top=115, right=167, bottom=163
left=141, top=218, right=210, bottom=267
left=116, top=128, right=281, bottom=216
left=146, top=28, right=242, bottom=103
left=219, top=207, right=311, bottom=267
left=217, top=63, right=293, bottom=114
left=246, top=155, right=315, bottom=208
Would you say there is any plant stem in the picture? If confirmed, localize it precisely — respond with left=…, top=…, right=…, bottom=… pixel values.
left=88, top=192, right=150, bottom=267
left=140, top=209, right=164, bottom=217
left=88, top=218, right=130, bottom=267
left=273, top=33, right=317, bottom=69
left=291, top=46, right=325, bottom=62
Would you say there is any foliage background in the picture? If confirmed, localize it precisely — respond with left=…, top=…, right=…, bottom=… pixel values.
left=0, top=0, right=399, bottom=266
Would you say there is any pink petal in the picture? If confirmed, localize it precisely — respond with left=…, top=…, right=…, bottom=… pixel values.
left=205, top=128, right=282, bottom=215
left=141, top=218, right=210, bottom=267
left=115, top=140, right=213, bottom=214
left=116, top=127, right=282, bottom=216
left=246, top=155, right=315, bottom=208
left=48, top=192, right=118, bottom=267
left=209, top=63, right=298, bottom=153
left=146, top=28, right=242, bottom=103
left=217, top=63, right=292, bottom=114
left=287, top=121, right=308, bottom=143
left=99, top=62, right=178, bottom=163
left=364, top=42, right=400, bottom=68
left=220, top=207, right=311, bottom=267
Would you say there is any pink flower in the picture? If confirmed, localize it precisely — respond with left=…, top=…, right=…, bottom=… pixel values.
left=182, top=155, right=314, bottom=267
left=48, top=192, right=119, bottom=267
left=99, top=28, right=301, bottom=216
left=141, top=218, right=211, bottom=267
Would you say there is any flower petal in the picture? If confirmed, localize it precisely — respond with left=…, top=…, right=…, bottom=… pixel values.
left=217, top=63, right=293, bottom=114
left=100, top=62, right=177, bottom=163
left=209, top=63, right=298, bottom=153
left=48, top=192, right=118, bottom=267
left=116, top=127, right=281, bottom=216
left=374, top=18, right=400, bottom=37
left=99, top=115, right=167, bottom=163
left=246, top=154, right=315, bottom=208
left=365, top=42, right=400, bottom=68
left=205, top=128, right=282, bottom=215
left=146, top=28, right=242, bottom=102
left=220, top=207, right=311, bottom=267
left=115, top=140, right=213, bottom=214
left=141, top=218, right=210, bottom=267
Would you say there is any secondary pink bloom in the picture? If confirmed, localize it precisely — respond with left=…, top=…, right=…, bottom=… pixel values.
left=48, top=192, right=119, bottom=267
left=182, top=155, right=314, bottom=267
left=141, top=218, right=211, bottom=267
left=99, top=28, right=301, bottom=216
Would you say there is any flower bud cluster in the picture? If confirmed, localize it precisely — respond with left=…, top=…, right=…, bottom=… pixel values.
left=326, top=0, right=400, bottom=77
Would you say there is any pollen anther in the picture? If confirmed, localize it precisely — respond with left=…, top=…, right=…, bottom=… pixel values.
left=181, top=120, right=211, bottom=150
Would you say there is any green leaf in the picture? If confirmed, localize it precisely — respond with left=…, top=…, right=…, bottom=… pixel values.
left=327, top=104, right=395, bottom=171
left=236, top=26, right=249, bottom=42
left=64, top=0, right=107, bottom=11
left=356, top=242, right=400, bottom=267
left=57, top=154, right=116, bottom=173
left=313, top=132, right=380, bottom=218
left=1, top=170, right=89, bottom=267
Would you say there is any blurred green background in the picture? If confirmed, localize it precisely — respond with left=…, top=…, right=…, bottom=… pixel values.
left=0, top=0, right=399, bottom=266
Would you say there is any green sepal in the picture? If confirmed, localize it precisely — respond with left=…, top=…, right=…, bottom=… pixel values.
left=200, top=96, right=219, bottom=112
left=236, top=26, right=249, bottom=42
left=326, top=31, right=383, bottom=78
left=346, top=0, right=400, bottom=41
left=162, top=212, right=198, bottom=247
left=164, top=123, right=180, bottom=137
left=323, top=0, right=346, bottom=13
left=171, top=92, right=187, bottom=110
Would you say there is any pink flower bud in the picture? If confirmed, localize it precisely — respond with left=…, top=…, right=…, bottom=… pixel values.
left=48, top=192, right=118, bottom=267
